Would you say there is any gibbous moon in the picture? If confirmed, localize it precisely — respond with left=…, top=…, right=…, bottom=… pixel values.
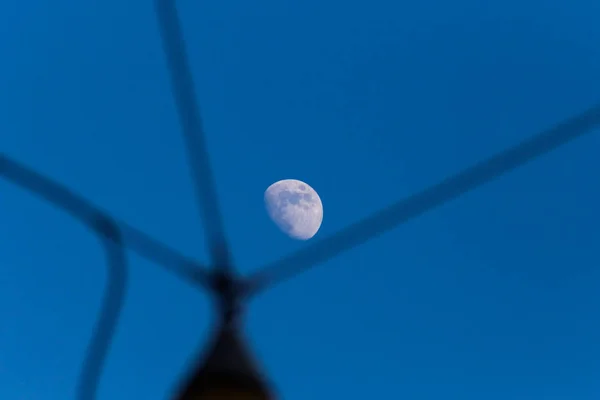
left=264, top=179, right=323, bottom=240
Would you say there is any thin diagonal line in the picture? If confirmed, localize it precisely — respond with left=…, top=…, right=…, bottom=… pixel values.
left=76, top=219, right=127, bottom=400
left=0, top=154, right=213, bottom=398
left=156, top=0, right=231, bottom=270
left=0, top=154, right=210, bottom=287
left=244, top=103, right=600, bottom=295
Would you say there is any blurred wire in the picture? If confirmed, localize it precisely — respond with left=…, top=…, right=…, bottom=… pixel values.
left=75, top=218, right=127, bottom=400
left=120, top=225, right=209, bottom=287
left=244, top=103, right=600, bottom=295
left=156, top=0, right=232, bottom=270
left=0, top=154, right=216, bottom=398
left=0, top=154, right=210, bottom=287
left=4, top=1, right=597, bottom=396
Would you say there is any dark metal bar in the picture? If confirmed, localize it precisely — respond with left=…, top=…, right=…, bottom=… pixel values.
left=244, top=103, right=600, bottom=295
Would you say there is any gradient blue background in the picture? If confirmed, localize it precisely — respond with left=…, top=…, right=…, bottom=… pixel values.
left=0, top=0, right=599, bottom=399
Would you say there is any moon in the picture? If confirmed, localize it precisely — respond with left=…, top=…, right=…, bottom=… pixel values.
left=264, top=179, right=323, bottom=240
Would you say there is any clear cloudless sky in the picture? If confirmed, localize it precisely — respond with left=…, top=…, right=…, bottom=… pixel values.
left=0, top=0, right=599, bottom=399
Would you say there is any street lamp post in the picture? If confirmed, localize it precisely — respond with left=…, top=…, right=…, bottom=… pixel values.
left=174, top=272, right=274, bottom=400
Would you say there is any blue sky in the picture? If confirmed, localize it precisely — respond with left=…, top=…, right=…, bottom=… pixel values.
left=1, top=0, right=599, bottom=399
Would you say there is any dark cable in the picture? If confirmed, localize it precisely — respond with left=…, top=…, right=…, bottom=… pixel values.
left=155, top=0, right=232, bottom=270
left=120, top=224, right=210, bottom=288
left=0, top=154, right=214, bottom=397
left=0, top=154, right=211, bottom=288
left=4, top=3, right=597, bottom=395
left=75, top=218, right=127, bottom=400
left=243, top=103, right=600, bottom=295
